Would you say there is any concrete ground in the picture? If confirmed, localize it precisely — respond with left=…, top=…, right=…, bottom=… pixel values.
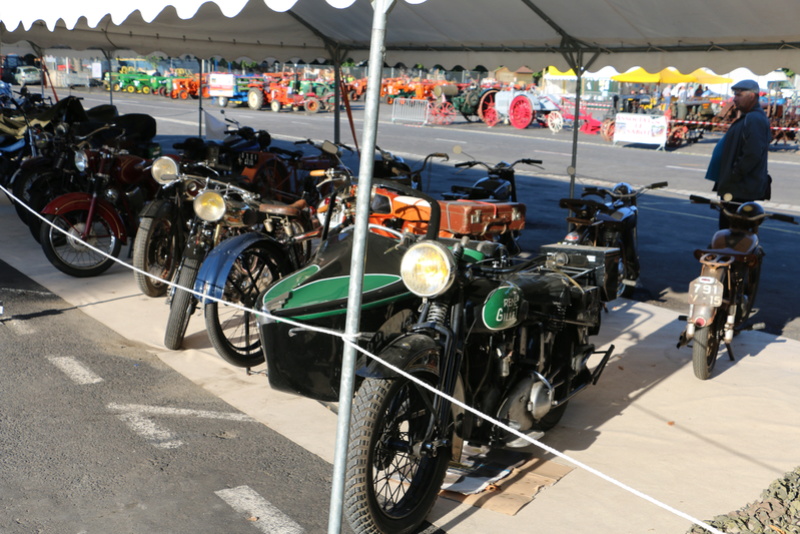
left=2, top=183, right=799, bottom=533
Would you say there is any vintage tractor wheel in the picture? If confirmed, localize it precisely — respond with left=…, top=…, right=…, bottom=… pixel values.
left=477, top=89, right=498, bottom=126
left=217, top=96, right=229, bottom=107
left=600, top=118, right=616, bottom=142
left=667, top=125, right=688, bottom=148
left=270, top=100, right=281, bottom=112
left=546, top=111, right=564, bottom=133
left=178, top=90, right=189, bottom=100
left=305, top=96, right=321, bottom=114
left=509, top=95, right=534, bottom=129
left=247, top=88, right=264, bottom=110
left=112, top=83, right=121, bottom=92
left=430, top=102, right=456, bottom=125
left=141, top=86, right=151, bottom=95
left=125, top=85, right=136, bottom=93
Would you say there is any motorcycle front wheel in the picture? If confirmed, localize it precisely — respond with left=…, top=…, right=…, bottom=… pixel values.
left=204, top=243, right=289, bottom=367
left=692, top=318, right=723, bottom=380
left=345, top=376, right=451, bottom=534
left=39, top=210, right=121, bottom=277
left=133, top=212, right=181, bottom=298
left=164, top=257, right=201, bottom=350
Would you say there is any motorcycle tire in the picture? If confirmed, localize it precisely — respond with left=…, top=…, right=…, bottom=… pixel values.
left=613, top=238, right=634, bottom=299
left=692, top=318, right=723, bottom=380
left=133, top=213, right=181, bottom=298
left=164, top=257, right=201, bottom=350
left=204, top=243, right=289, bottom=368
left=39, top=210, right=121, bottom=278
left=345, top=375, right=450, bottom=534
left=735, top=260, right=762, bottom=327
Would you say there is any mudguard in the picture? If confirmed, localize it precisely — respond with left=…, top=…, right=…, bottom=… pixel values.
left=40, top=192, right=128, bottom=243
left=193, top=232, right=287, bottom=304
left=0, top=138, right=25, bottom=154
left=138, top=198, right=175, bottom=219
left=358, top=333, right=443, bottom=380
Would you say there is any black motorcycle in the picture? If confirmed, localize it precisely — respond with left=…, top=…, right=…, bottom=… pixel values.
left=256, top=180, right=616, bottom=534
left=558, top=181, right=667, bottom=298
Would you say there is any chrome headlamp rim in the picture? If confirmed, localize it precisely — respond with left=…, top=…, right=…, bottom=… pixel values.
left=151, top=156, right=180, bottom=184
left=74, top=150, right=89, bottom=172
left=400, top=240, right=456, bottom=298
left=193, top=190, right=226, bottom=222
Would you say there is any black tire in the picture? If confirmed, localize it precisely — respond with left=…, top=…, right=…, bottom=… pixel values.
left=345, top=375, right=450, bottom=534
left=692, top=321, right=721, bottom=380
left=247, top=88, right=264, bottom=110
left=736, top=261, right=761, bottom=326
left=204, top=244, right=289, bottom=367
left=132, top=212, right=181, bottom=298
left=613, top=238, right=634, bottom=299
left=39, top=210, right=121, bottom=277
left=164, top=257, right=201, bottom=350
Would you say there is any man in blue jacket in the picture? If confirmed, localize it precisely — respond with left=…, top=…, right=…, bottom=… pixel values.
left=712, top=79, right=772, bottom=227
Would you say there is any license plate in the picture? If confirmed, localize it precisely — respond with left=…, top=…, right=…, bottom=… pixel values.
left=688, top=276, right=723, bottom=307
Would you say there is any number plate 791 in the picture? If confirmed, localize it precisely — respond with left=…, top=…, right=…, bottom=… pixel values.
left=688, top=276, right=723, bottom=307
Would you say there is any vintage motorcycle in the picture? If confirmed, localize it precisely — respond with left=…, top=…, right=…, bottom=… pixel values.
left=558, top=181, right=668, bottom=298
left=162, top=172, right=271, bottom=351
left=440, top=146, right=542, bottom=203
left=256, top=179, right=617, bottom=534
left=677, top=196, right=797, bottom=380
left=37, top=129, right=160, bottom=277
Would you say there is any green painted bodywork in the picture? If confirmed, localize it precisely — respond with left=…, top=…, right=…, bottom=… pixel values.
left=481, top=283, right=523, bottom=330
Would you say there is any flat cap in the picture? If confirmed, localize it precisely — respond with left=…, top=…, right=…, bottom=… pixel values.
left=731, top=79, right=760, bottom=92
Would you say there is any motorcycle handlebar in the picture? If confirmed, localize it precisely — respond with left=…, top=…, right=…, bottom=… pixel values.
left=769, top=212, right=799, bottom=224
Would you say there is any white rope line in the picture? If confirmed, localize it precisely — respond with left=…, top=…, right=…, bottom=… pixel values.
left=1, top=183, right=723, bottom=533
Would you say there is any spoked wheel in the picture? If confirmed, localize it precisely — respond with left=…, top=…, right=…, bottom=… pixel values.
left=546, top=110, right=564, bottom=133
left=345, top=371, right=450, bottom=534
left=613, top=239, right=634, bottom=299
left=204, top=243, right=288, bottom=367
left=667, top=125, right=688, bottom=148
left=735, top=260, right=762, bottom=327
left=477, top=89, right=498, bottom=126
left=508, top=95, right=534, bottom=129
left=164, top=257, right=201, bottom=350
left=39, top=209, right=121, bottom=277
left=132, top=212, right=181, bottom=298
left=692, top=315, right=724, bottom=380
left=429, top=102, right=456, bottom=125
left=600, top=118, right=615, bottom=142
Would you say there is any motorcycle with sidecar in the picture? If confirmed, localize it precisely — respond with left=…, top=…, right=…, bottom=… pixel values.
left=255, top=176, right=618, bottom=534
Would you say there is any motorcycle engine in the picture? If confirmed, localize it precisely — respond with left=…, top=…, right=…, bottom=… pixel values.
left=497, top=374, right=553, bottom=436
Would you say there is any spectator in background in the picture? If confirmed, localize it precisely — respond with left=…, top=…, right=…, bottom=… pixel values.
left=661, top=84, right=672, bottom=107
left=707, top=79, right=772, bottom=228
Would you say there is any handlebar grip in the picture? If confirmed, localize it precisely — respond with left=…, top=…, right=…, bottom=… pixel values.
left=650, top=181, right=669, bottom=189
left=310, top=169, right=327, bottom=177
left=770, top=213, right=799, bottom=224
left=431, top=153, right=449, bottom=159
left=689, top=195, right=711, bottom=204
left=454, top=161, right=473, bottom=168
left=523, top=159, right=543, bottom=165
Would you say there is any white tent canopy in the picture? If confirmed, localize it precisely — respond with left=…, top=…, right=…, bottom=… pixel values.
left=3, top=0, right=800, bottom=73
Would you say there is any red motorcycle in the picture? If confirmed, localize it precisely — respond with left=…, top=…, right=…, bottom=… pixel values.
left=38, top=137, right=159, bottom=277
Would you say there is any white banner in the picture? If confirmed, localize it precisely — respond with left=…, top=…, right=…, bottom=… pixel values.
left=207, top=73, right=236, bottom=97
left=612, top=112, right=667, bottom=148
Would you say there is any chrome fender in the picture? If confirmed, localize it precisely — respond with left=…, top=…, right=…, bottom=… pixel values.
left=193, top=232, right=285, bottom=305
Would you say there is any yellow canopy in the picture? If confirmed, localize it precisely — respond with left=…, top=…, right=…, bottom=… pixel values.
left=611, top=66, right=695, bottom=84
left=689, top=68, right=733, bottom=84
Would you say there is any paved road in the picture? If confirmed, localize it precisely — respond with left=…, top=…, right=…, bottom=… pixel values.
left=0, top=259, right=343, bottom=534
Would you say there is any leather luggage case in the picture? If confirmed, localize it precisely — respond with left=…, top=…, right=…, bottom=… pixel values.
left=388, top=195, right=526, bottom=238
left=439, top=199, right=526, bottom=237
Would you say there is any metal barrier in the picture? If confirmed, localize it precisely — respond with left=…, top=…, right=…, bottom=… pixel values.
left=391, top=98, right=430, bottom=125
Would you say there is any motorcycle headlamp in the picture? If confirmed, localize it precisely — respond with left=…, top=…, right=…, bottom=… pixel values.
left=193, top=190, right=226, bottom=221
left=400, top=240, right=456, bottom=298
left=151, top=156, right=179, bottom=184
left=74, top=150, right=89, bottom=172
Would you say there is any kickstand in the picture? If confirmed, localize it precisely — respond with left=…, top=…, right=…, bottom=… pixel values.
left=724, top=342, right=735, bottom=361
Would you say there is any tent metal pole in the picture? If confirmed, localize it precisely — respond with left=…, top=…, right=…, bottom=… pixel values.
left=327, top=0, right=395, bottom=532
